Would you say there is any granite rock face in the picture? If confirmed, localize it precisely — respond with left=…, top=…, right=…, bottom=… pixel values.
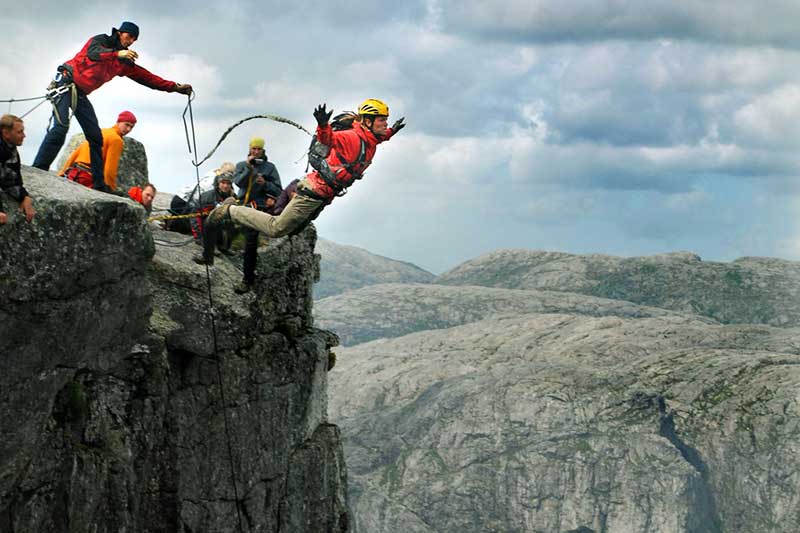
left=327, top=249, right=800, bottom=532
left=314, top=238, right=435, bottom=300
left=56, top=133, right=149, bottom=192
left=436, top=250, right=800, bottom=328
left=330, top=310, right=800, bottom=533
left=0, top=167, right=349, bottom=532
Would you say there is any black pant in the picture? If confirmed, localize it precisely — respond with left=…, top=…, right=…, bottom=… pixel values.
left=242, top=228, right=259, bottom=284
left=33, top=77, right=105, bottom=188
left=202, top=221, right=233, bottom=261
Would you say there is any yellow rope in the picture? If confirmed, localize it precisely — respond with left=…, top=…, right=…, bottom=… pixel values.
left=147, top=211, right=205, bottom=222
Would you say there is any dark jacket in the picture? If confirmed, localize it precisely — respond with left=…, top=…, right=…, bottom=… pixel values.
left=0, top=140, right=28, bottom=212
left=191, top=186, right=233, bottom=238
left=234, top=157, right=281, bottom=207
left=272, top=179, right=299, bottom=216
left=198, top=187, right=232, bottom=210
left=62, top=29, right=178, bottom=95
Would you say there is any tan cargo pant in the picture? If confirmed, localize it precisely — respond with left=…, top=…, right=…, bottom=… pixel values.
left=229, top=191, right=325, bottom=238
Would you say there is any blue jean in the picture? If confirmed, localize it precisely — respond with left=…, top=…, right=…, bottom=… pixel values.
left=32, top=77, right=105, bottom=189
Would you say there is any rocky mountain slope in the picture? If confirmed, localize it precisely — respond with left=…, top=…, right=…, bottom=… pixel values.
left=315, top=282, right=702, bottom=346
left=325, top=249, right=800, bottom=532
left=330, top=307, right=800, bottom=532
left=436, top=250, right=800, bottom=328
left=314, top=238, right=435, bottom=299
left=0, top=167, right=349, bottom=532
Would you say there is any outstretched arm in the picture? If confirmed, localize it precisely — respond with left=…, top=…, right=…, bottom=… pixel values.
left=125, top=64, right=191, bottom=93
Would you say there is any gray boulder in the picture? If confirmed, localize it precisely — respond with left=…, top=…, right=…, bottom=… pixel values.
left=0, top=166, right=349, bottom=532
left=436, top=250, right=800, bottom=327
left=56, top=132, right=149, bottom=192
left=330, top=310, right=800, bottom=532
left=314, top=238, right=435, bottom=299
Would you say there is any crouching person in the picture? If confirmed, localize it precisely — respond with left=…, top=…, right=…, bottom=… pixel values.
left=192, top=172, right=236, bottom=265
left=0, top=115, right=36, bottom=224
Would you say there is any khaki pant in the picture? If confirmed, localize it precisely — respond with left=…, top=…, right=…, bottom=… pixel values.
left=229, top=192, right=325, bottom=238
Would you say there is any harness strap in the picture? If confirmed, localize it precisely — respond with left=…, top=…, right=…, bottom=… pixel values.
left=243, top=169, right=255, bottom=206
left=316, top=138, right=368, bottom=196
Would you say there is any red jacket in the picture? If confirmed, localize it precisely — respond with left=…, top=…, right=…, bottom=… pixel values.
left=63, top=31, right=177, bottom=95
left=305, top=122, right=395, bottom=201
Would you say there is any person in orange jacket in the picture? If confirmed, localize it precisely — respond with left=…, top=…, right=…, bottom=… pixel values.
left=59, top=110, right=137, bottom=190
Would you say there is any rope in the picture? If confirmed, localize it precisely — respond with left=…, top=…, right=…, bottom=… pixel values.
left=0, top=94, right=51, bottom=103
left=147, top=211, right=206, bottom=222
left=1, top=83, right=76, bottom=119
left=183, top=92, right=248, bottom=533
left=153, top=236, right=196, bottom=247
left=187, top=111, right=312, bottom=169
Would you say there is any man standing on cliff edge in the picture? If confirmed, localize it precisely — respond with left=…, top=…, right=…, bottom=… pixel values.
left=32, top=21, right=192, bottom=192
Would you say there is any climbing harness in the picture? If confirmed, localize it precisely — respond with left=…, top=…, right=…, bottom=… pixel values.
left=0, top=82, right=75, bottom=119
left=182, top=91, right=247, bottom=533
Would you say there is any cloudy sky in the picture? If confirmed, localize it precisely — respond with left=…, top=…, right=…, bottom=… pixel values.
left=4, top=0, right=800, bottom=273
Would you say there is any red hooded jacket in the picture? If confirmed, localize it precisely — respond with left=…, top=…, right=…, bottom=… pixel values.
left=62, top=30, right=177, bottom=95
left=305, top=121, right=395, bottom=201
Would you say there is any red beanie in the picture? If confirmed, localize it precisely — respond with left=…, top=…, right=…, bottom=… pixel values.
left=117, top=110, right=137, bottom=124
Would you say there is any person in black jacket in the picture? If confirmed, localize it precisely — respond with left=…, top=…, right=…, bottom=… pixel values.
left=227, top=137, right=282, bottom=293
left=192, top=172, right=235, bottom=265
left=0, top=115, right=36, bottom=224
left=234, top=137, right=281, bottom=208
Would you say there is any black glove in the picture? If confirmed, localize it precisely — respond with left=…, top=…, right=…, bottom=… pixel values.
left=391, top=117, right=406, bottom=134
left=313, top=104, right=333, bottom=127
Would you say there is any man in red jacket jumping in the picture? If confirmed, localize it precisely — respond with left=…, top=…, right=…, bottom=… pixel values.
left=32, top=21, right=192, bottom=192
left=205, top=98, right=405, bottom=292
left=205, top=98, right=405, bottom=290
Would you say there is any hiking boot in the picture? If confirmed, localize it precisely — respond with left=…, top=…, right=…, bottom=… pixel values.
left=219, top=248, right=236, bottom=257
left=93, top=183, right=112, bottom=193
left=207, top=197, right=237, bottom=225
left=193, top=254, right=213, bottom=266
left=233, top=280, right=253, bottom=294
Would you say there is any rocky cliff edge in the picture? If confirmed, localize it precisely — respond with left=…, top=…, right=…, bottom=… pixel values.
left=0, top=167, right=349, bottom=532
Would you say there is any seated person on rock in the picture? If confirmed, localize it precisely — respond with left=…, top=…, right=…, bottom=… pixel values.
left=59, top=110, right=137, bottom=191
left=128, top=182, right=156, bottom=214
left=272, top=178, right=299, bottom=217
left=192, top=172, right=236, bottom=265
left=167, top=162, right=234, bottom=236
left=0, top=114, right=36, bottom=224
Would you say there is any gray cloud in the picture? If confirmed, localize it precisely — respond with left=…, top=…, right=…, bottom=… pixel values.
left=4, top=0, right=800, bottom=272
left=439, top=1, right=800, bottom=48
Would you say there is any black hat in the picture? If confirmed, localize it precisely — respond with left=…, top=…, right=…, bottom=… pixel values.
left=118, top=21, right=140, bottom=38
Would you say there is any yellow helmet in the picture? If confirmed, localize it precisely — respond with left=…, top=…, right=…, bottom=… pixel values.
left=249, top=136, right=265, bottom=149
left=358, top=98, right=389, bottom=117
